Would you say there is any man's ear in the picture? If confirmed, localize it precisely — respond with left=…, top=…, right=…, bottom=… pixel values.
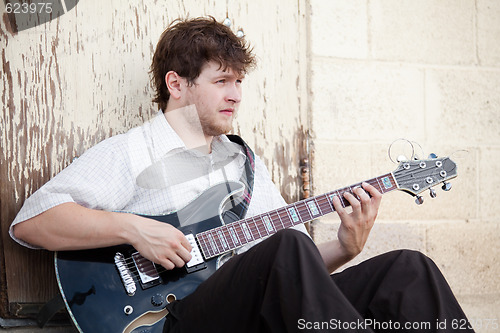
left=165, top=71, right=183, bottom=100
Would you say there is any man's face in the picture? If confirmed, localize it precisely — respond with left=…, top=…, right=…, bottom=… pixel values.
left=182, top=61, right=243, bottom=137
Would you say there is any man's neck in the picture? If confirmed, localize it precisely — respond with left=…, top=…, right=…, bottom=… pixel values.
left=163, top=105, right=213, bottom=154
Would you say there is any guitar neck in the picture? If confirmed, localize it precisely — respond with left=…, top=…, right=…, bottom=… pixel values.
left=196, top=172, right=398, bottom=259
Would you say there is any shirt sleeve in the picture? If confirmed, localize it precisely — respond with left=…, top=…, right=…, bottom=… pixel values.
left=9, top=135, right=136, bottom=249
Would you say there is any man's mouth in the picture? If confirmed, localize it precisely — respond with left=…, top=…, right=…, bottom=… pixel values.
left=219, top=108, right=234, bottom=116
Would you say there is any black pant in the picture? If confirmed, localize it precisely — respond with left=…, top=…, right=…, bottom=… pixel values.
left=164, top=229, right=473, bottom=332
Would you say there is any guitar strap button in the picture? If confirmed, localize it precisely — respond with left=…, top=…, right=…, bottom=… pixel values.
left=124, top=305, right=134, bottom=315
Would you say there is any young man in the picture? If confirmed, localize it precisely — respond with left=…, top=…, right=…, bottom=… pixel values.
left=11, top=17, right=473, bottom=332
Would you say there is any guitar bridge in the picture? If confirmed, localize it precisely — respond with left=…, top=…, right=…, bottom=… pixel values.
left=114, top=252, right=137, bottom=296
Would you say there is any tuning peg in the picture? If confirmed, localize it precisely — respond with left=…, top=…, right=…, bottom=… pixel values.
left=429, top=188, right=437, bottom=198
left=428, top=153, right=437, bottom=159
left=397, top=155, right=408, bottom=162
left=441, top=182, right=452, bottom=191
left=415, top=195, right=424, bottom=205
left=223, top=18, right=232, bottom=27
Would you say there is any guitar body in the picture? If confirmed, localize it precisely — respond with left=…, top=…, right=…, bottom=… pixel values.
left=55, top=181, right=245, bottom=333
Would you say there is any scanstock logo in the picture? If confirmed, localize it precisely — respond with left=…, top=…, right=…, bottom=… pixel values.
left=2, top=0, right=79, bottom=33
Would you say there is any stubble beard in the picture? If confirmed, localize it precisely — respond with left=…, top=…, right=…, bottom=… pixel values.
left=199, top=110, right=237, bottom=137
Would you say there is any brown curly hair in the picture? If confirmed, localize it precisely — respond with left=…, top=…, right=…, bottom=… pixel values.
left=150, top=17, right=256, bottom=111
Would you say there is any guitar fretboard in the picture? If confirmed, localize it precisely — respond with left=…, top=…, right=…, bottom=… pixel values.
left=196, top=173, right=398, bottom=259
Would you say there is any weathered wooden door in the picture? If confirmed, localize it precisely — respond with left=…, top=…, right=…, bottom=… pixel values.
left=1, top=0, right=308, bottom=327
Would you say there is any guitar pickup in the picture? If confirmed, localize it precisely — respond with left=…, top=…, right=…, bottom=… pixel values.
left=185, top=233, right=206, bottom=273
left=132, top=252, right=161, bottom=289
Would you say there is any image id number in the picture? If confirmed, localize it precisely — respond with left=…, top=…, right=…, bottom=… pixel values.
left=452, top=318, right=499, bottom=330
left=5, top=2, right=53, bottom=14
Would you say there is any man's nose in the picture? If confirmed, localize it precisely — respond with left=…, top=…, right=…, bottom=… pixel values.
left=226, top=84, right=242, bottom=104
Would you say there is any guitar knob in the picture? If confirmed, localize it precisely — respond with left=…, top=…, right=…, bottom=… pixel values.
left=151, top=294, right=164, bottom=307
left=441, top=182, right=452, bottom=191
left=415, top=195, right=424, bottom=205
left=429, top=188, right=437, bottom=198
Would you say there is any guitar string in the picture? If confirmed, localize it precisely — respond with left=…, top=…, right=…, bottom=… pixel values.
left=197, top=175, right=399, bottom=258
left=125, top=163, right=441, bottom=269
left=119, top=163, right=447, bottom=277
left=124, top=169, right=436, bottom=278
left=121, top=176, right=392, bottom=277
left=146, top=177, right=388, bottom=263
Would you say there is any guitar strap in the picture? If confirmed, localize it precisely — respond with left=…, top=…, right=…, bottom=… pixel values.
left=37, top=134, right=256, bottom=327
left=223, top=134, right=255, bottom=221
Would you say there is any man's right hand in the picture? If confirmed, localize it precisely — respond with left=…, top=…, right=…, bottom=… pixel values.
left=126, top=215, right=193, bottom=270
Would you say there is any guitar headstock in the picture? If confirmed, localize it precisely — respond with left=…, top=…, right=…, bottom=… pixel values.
left=393, top=156, right=457, bottom=202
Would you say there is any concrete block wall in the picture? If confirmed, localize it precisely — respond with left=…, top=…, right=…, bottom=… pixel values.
left=308, top=1, right=500, bottom=331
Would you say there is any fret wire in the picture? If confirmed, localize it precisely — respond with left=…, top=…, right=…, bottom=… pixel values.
left=281, top=208, right=294, bottom=228
left=251, top=216, right=264, bottom=239
left=291, top=202, right=303, bottom=223
left=296, top=201, right=313, bottom=221
left=313, top=197, right=323, bottom=215
left=228, top=224, right=240, bottom=246
left=197, top=233, right=211, bottom=258
left=226, top=224, right=240, bottom=248
left=202, top=233, right=215, bottom=258
left=279, top=208, right=294, bottom=228
left=248, top=216, right=260, bottom=239
left=276, top=209, right=287, bottom=229
left=270, top=210, right=285, bottom=230
left=210, top=229, right=223, bottom=255
left=216, top=226, right=229, bottom=251
left=224, top=225, right=237, bottom=249
left=336, top=190, right=346, bottom=208
left=315, top=194, right=328, bottom=207
left=222, top=225, right=236, bottom=249
left=264, top=212, right=276, bottom=232
left=215, top=226, right=228, bottom=252
left=199, top=231, right=214, bottom=256
left=303, top=199, right=313, bottom=217
left=262, top=213, right=275, bottom=234
left=232, top=223, right=246, bottom=245
left=255, top=215, right=270, bottom=236
left=240, top=218, right=253, bottom=241
left=285, top=204, right=301, bottom=225
left=266, top=213, right=277, bottom=233
left=327, top=192, right=340, bottom=211
left=316, top=194, right=333, bottom=213
left=375, top=177, right=384, bottom=194
left=240, top=219, right=255, bottom=242
left=246, top=218, right=257, bottom=241
left=204, top=230, right=216, bottom=256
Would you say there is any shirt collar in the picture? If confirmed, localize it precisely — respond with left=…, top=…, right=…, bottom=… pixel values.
left=149, top=110, right=245, bottom=163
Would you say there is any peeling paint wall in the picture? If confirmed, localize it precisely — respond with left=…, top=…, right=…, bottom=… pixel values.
left=0, top=0, right=307, bottom=313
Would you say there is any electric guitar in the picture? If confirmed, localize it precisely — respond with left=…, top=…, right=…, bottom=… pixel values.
left=55, top=156, right=457, bottom=333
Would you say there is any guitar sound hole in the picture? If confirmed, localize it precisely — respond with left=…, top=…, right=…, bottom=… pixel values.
left=166, top=293, right=177, bottom=303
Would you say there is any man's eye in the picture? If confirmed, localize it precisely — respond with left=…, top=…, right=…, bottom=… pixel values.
left=216, top=79, right=225, bottom=84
